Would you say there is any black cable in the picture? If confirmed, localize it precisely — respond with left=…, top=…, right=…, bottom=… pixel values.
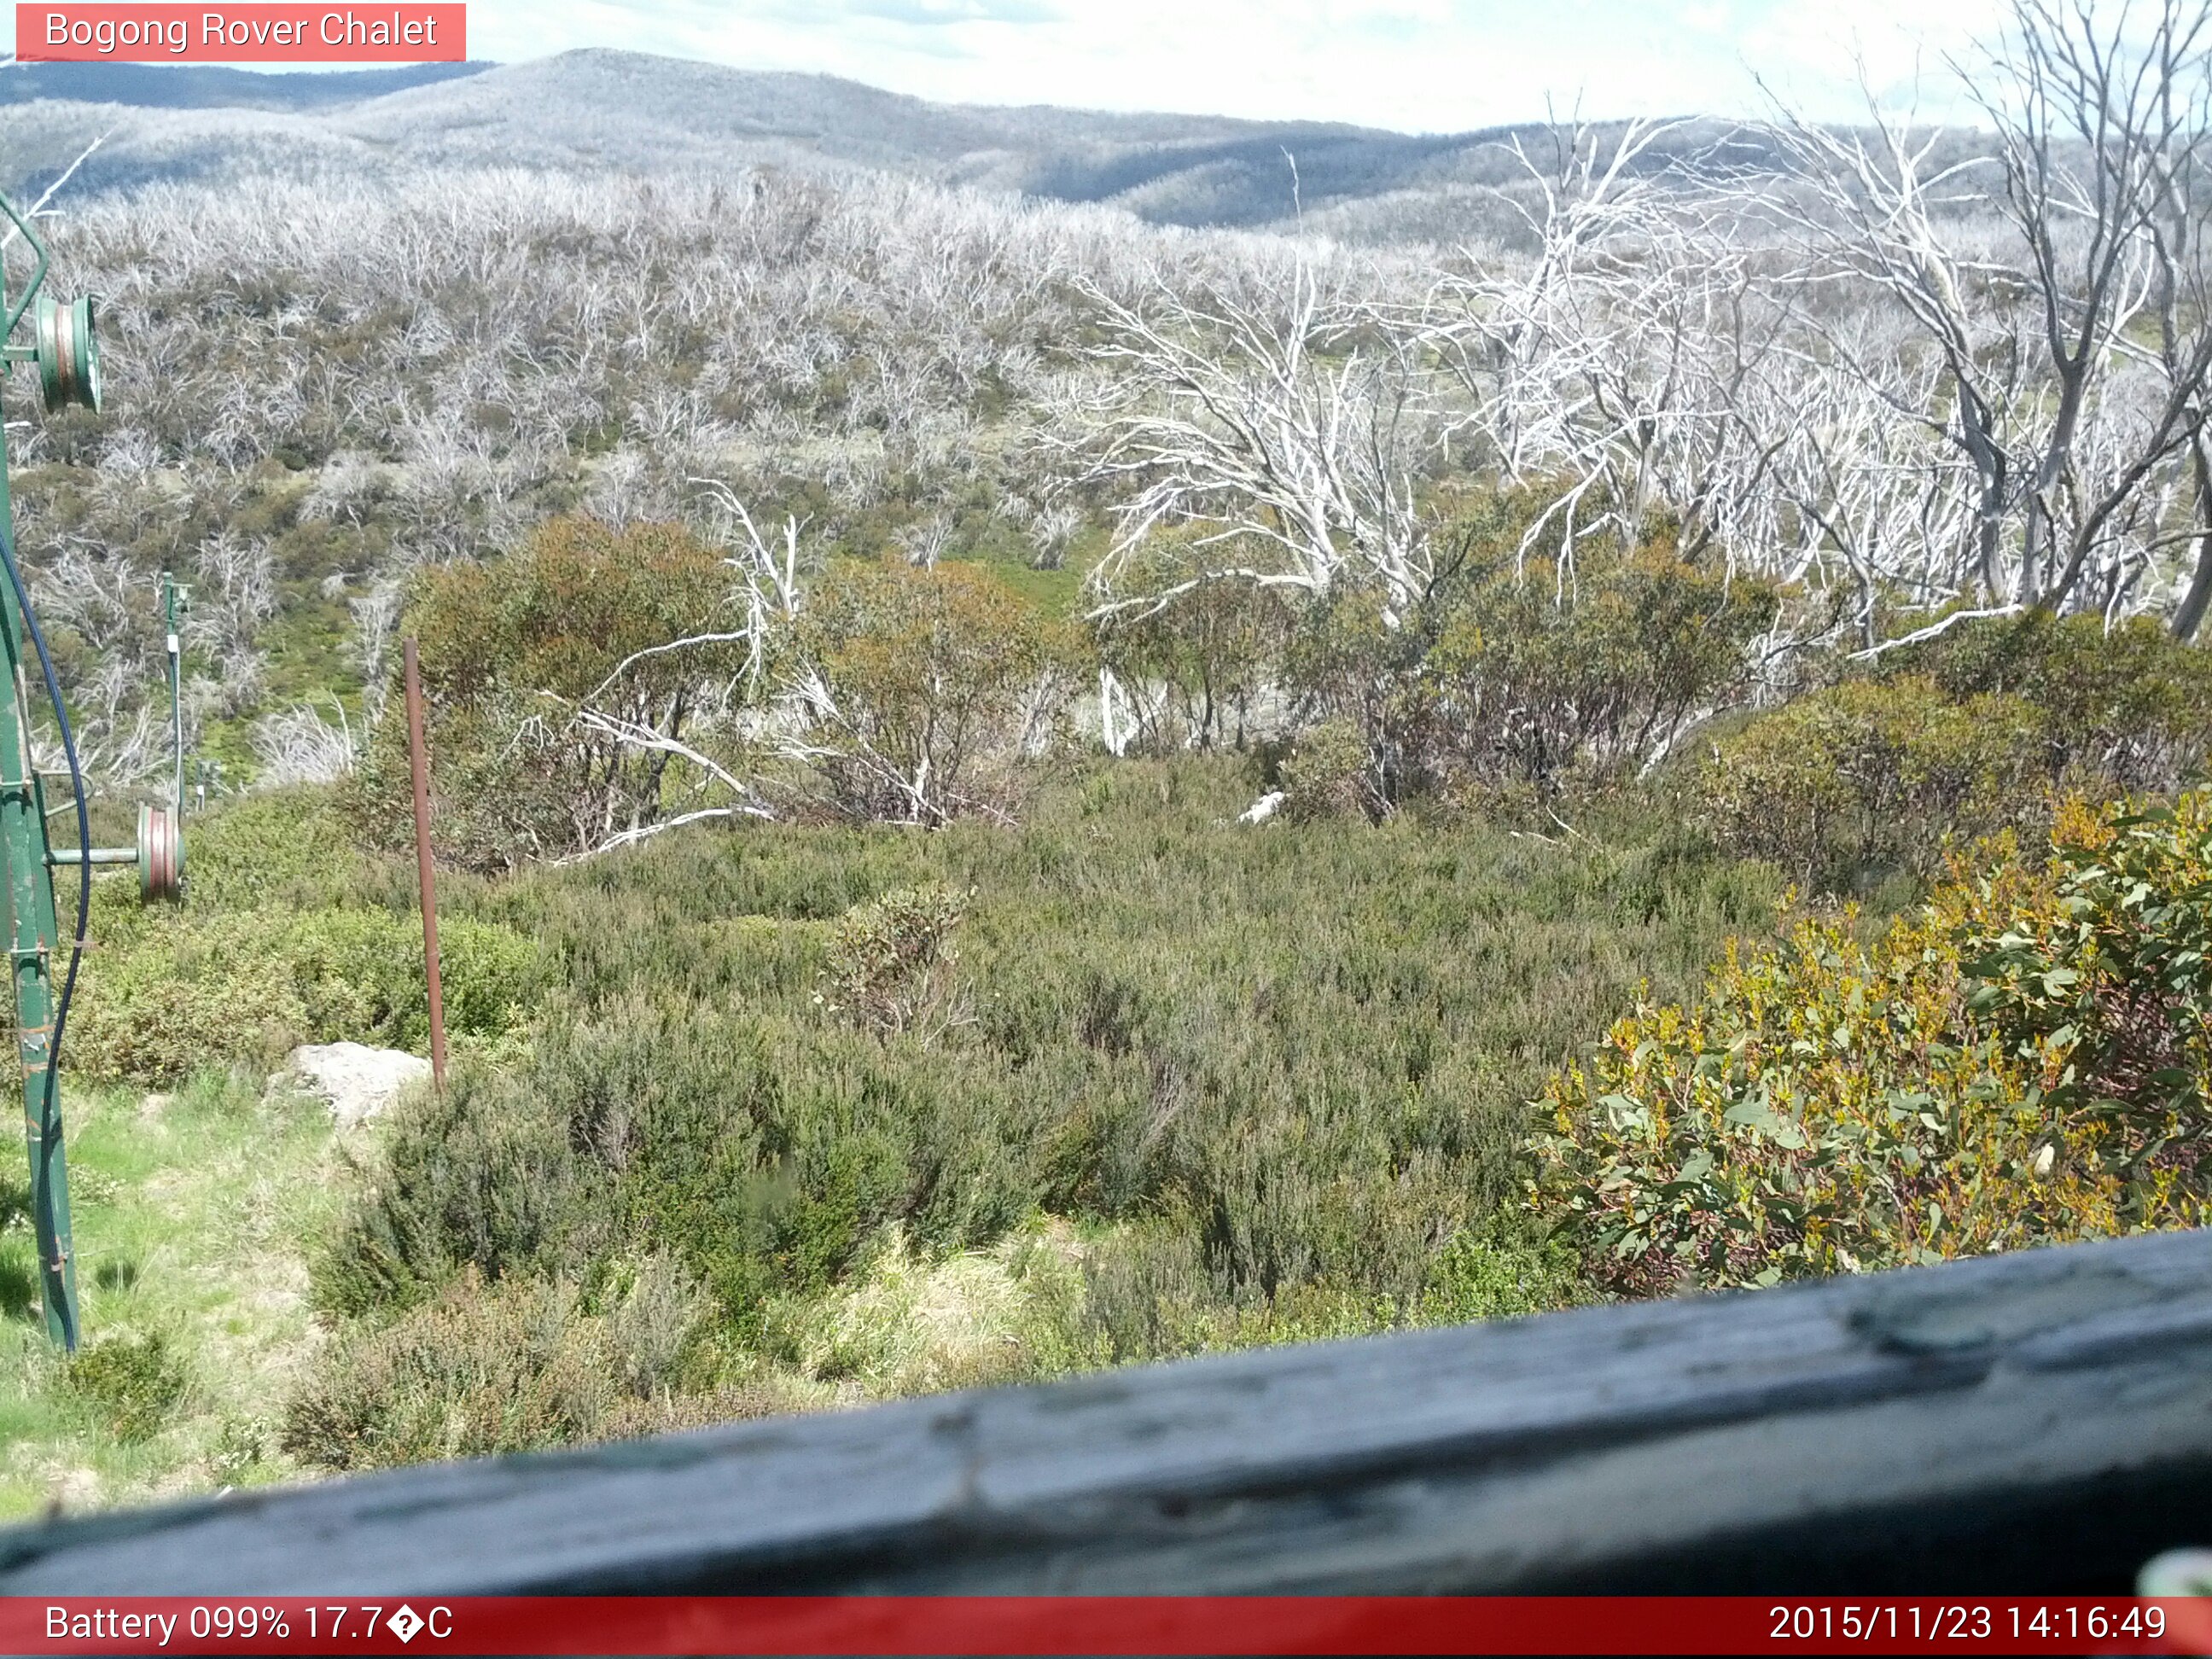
left=0, top=525, right=86, bottom=1349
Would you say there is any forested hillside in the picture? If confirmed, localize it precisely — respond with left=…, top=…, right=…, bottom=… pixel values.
left=11, top=0, right=2212, bottom=1516
left=0, top=49, right=1724, bottom=235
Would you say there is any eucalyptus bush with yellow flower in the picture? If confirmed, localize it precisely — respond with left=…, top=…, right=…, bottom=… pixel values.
left=1534, top=795, right=2212, bottom=1296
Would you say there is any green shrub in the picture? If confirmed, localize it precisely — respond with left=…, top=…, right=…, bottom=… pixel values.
left=178, top=787, right=364, bottom=913
left=602, top=1253, right=718, bottom=1400
left=1067, top=1219, right=1580, bottom=1365
left=282, top=1267, right=735, bottom=1473
left=1693, top=677, right=2047, bottom=890
left=1417, top=544, right=1780, bottom=786
left=1963, top=796, right=2212, bottom=1141
left=278, top=910, right=538, bottom=1051
left=1414, top=1225, right=1590, bottom=1325
left=1698, top=612, right=2212, bottom=894
left=820, top=884, right=969, bottom=1039
left=86, top=908, right=321, bottom=1083
left=795, top=559, right=1077, bottom=824
left=323, top=758, right=1773, bottom=1364
left=1093, top=532, right=1294, bottom=753
left=67, top=905, right=538, bottom=1086
left=1279, top=719, right=1379, bottom=821
left=68, top=1332, right=189, bottom=1443
left=310, top=1059, right=589, bottom=1318
left=1879, top=610, right=2212, bottom=789
left=1287, top=521, right=1780, bottom=807
left=777, top=1222, right=1094, bottom=1394
left=1534, top=795, right=2212, bottom=1297
left=347, top=515, right=751, bottom=871
left=1068, top=1225, right=1227, bottom=1363
left=315, top=999, right=1047, bottom=1332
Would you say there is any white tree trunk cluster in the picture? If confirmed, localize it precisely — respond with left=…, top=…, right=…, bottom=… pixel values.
left=1077, top=0, right=2212, bottom=647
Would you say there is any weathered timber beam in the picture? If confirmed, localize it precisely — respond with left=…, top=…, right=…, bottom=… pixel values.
left=6, top=1229, right=2212, bottom=1595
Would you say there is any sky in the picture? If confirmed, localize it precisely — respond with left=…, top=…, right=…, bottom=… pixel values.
left=0, top=1, right=2012, bottom=131
left=446, top=0, right=2008, bottom=133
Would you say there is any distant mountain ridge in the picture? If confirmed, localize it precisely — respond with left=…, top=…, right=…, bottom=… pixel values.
left=0, top=49, right=1714, bottom=237
left=0, top=60, right=488, bottom=109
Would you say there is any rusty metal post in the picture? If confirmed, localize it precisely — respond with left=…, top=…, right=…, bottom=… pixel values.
left=403, top=638, right=447, bottom=1091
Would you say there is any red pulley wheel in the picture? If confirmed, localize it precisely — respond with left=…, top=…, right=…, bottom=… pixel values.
left=137, top=802, right=182, bottom=902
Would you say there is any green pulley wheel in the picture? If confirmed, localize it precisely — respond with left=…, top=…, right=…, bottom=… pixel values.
left=35, top=294, right=99, bottom=414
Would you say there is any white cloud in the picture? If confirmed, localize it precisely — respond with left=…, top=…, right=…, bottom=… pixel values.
left=1739, top=0, right=2005, bottom=119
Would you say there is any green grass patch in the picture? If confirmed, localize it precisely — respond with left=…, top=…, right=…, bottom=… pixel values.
left=0, top=1073, right=344, bottom=1520
left=950, top=550, right=1085, bottom=616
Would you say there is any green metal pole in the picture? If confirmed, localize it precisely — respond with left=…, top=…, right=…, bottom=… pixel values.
left=0, top=425, right=74, bottom=1350
left=165, top=573, right=183, bottom=819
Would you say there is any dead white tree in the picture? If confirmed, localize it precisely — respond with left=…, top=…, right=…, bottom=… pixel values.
left=1422, top=119, right=1710, bottom=576
left=896, top=511, right=953, bottom=570
left=550, top=706, right=777, bottom=863
left=1763, top=0, right=2212, bottom=616
left=684, top=477, right=807, bottom=694
left=2124, top=0, right=2212, bottom=635
left=1068, top=260, right=1444, bottom=623
left=1027, top=501, right=1082, bottom=570
left=1746, top=314, right=1984, bottom=639
left=349, top=581, right=402, bottom=722
left=250, top=696, right=357, bottom=786
left=532, top=481, right=810, bottom=861
left=1978, top=0, right=2212, bottom=609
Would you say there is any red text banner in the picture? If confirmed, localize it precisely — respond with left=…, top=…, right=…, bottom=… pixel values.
left=3, top=1596, right=2210, bottom=1655
left=15, top=5, right=464, bottom=62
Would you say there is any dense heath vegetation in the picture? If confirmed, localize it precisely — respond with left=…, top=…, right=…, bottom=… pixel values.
left=6, top=756, right=1740, bottom=1493
left=13, top=547, right=2212, bottom=1500
left=15, top=0, right=2212, bottom=1509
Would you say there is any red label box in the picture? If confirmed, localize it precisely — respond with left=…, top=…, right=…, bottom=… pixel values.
left=15, top=4, right=464, bottom=61
left=3, top=1596, right=2210, bottom=1656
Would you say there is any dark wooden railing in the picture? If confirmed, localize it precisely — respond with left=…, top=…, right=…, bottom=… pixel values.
left=6, top=1228, right=2212, bottom=1595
